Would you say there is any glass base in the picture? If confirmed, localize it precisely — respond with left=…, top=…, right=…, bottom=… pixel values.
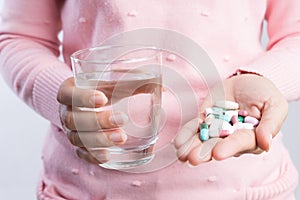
left=98, top=143, right=155, bottom=170
left=99, top=154, right=154, bottom=170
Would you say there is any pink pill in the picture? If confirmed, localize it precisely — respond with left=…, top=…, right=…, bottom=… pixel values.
left=219, top=130, right=230, bottom=138
left=238, top=110, right=248, bottom=117
left=231, top=115, right=238, bottom=124
left=244, top=116, right=259, bottom=126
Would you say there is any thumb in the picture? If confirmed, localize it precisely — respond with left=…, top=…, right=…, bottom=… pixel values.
left=255, top=98, right=288, bottom=151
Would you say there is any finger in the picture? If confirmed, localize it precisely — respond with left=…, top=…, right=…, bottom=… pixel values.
left=234, top=147, right=264, bottom=157
left=174, top=118, right=201, bottom=148
left=176, top=135, right=200, bottom=162
left=63, top=109, right=128, bottom=131
left=68, top=129, right=127, bottom=148
left=57, top=77, right=108, bottom=107
left=188, top=138, right=221, bottom=166
left=212, top=129, right=257, bottom=160
left=255, top=97, right=288, bottom=151
left=76, top=147, right=109, bottom=164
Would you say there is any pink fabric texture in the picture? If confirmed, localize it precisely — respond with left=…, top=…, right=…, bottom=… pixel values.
left=1, top=0, right=300, bottom=199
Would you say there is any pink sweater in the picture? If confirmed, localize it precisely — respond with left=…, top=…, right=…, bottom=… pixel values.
left=1, top=1, right=300, bottom=199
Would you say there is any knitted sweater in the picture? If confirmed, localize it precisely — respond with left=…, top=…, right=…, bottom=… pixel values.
left=0, top=1, right=299, bottom=199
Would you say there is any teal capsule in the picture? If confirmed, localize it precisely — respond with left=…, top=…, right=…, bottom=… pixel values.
left=200, top=128, right=209, bottom=141
left=238, top=115, right=245, bottom=123
left=212, top=107, right=224, bottom=113
left=213, top=114, right=231, bottom=122
left=221, top=115, right=231, bottom=122
left=201, top=123, right=209, bottom=129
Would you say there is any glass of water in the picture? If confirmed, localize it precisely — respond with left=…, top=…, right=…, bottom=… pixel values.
left=70, top=45, right=162, bottom=169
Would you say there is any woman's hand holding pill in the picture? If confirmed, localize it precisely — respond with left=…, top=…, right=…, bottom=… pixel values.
left=174, top=73, right=288, bottom=166
left=57, top=77, right=128, bottom=164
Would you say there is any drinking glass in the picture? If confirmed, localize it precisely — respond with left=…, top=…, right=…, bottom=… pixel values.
left=70, top=45, right=162, bottom=169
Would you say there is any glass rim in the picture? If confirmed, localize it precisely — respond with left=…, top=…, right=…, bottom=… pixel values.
left=70, top=45, right=160, bottom=64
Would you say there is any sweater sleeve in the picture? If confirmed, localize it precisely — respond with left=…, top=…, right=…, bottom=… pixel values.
left=0, top=0, right=73, bottom=128
left=239, top=0, right=300, bottom=102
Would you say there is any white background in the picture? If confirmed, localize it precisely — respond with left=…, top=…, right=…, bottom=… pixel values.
left=0, top=1, right=299, bottom=199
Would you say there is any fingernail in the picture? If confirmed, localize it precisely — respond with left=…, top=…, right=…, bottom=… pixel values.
left=110, top=112, right=129, bottom=126
left=89, top=94, right=108, bottom=106
left=187, top=162, right=197, bottom=168
left=109, top=132, right=127, bottom=143
left=268, top=134, right=273, bottom=151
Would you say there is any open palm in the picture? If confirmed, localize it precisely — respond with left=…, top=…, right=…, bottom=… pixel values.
left=174, top=74, right=288, bottom=166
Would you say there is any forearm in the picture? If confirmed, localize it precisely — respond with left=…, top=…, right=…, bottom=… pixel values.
left=239, top=0, right=300, bottom=102
left=0, top=34, right=72, bottom=128
left=239, top=35, right=300, bottom=101
left=0, top=0, right=73, bottom=128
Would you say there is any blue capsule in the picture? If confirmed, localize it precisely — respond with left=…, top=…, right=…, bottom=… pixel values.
left=200, top=128, right=209, bottom=141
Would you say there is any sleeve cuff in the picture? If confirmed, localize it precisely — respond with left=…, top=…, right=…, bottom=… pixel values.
left=32, top=63, right=73, bottom=128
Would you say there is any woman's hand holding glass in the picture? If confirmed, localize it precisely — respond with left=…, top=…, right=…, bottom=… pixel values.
left=57, top=77, right=128, bottom=164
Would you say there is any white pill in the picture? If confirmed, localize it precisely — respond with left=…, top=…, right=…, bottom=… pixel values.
left=220, top=122, right=234, bottom=134
left=210, top=118, right=234, bottom=133
left=223, top=110, right=239, bottom=119
left=209, top=129, right=220, bottom=137
left=244, top=116, right=259, bottom=126
left=209, top=118, right=224, bottom=131
left=205, top=108, right=213, bottom=116
left=205, top=114, right=215, bottom=125
left=214, top=100, right=239, bottom=110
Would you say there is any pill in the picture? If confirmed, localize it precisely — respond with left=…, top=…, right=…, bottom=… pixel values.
left=205, top=108, right=214, bottom=116
left=205, top=114, right=215, bottom=125
left=210, top=118, right=234, bottom=133
left=223, top=110, right=239, bottom=119
left=209, top=118, right=224, bottom=131
left=201, top=123, right=209, bottom=129
left=209, top=129, right=220, bottom=138
left=221, top=115, right=231, bottom=122
left=200, top=129, right=209, bottom=141
left=219, top=130, right=230, bottom=138
left=212, top=107, right=224, bottom=114
left=238, top=110, right=248, bottom=117
left=221, top=120, right=234, bottom=133
left=213, top=114, right=231, bottom=122
left=231, top=115, right=238, bottom=125
left=238, top=115, right=245, bottom=123
left=214, top=100, right=239, bottom=110
left=244, top=116, right=259, bottom=126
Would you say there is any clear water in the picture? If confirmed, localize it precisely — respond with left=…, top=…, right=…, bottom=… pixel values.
left=75, top=70, right=162, bottom=169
